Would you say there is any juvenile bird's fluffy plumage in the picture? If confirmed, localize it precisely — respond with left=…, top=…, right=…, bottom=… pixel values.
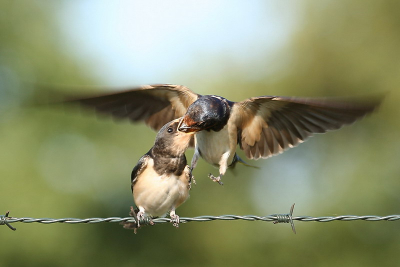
left=122, top=118, right=194, bottom=232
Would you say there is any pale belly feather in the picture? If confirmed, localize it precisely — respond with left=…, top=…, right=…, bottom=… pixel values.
left=133, top=160, right=189, bottom=217
left=195, top=125, right=235, bottom=166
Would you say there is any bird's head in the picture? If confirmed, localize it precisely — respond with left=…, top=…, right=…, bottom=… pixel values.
left=178, top=95, right=231, bottom=133
left=153, top=118, right=195, bottom=157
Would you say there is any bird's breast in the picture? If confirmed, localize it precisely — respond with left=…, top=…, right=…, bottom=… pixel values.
left=195, top=125, right=236, bottom=165
left=133, top=159, right=190, bottom=217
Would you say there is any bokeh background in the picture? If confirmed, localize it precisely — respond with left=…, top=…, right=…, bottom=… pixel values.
left=1, top=0, right=399, bottom=266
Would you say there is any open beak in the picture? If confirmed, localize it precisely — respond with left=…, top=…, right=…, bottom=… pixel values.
left=178, top=117, right=201, bottom=133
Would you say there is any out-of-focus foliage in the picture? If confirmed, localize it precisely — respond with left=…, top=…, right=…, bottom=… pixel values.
left=1, top=1, right=399, bottom=267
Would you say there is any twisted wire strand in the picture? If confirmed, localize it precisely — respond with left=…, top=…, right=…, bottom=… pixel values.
left=5, top=215, right=400, bottom=224
left=2, top=208, right=400, bottom=233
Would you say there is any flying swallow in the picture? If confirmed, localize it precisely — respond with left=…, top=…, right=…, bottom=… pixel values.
left=56, top=84, right=383, bottom=185
left=122, top=118, right=195, bottom=232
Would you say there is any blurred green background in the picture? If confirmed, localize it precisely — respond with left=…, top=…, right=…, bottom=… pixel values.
left=1, top=1, right=399, bottom=266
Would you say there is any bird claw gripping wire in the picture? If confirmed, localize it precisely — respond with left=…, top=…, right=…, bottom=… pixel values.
left=0, top=211, right=16, bottom=231
left=121, top=206, right=155, bottom=234
left=273, top=203, right=296, bottom=234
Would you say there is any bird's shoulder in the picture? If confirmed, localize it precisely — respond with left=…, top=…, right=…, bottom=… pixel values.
left=131, top=153, right=152, bottom=190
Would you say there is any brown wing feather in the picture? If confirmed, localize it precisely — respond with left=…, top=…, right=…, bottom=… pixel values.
left=62, top=84, right=199, bottom=131
left=131, top=154, right=150, bottom=192
left=233, top=95, right=383, bottom=160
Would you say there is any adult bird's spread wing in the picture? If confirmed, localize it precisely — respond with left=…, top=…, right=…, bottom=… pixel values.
left=61, top=84, right=199, bottom=131
left=231, top=95, right=383, bottom=160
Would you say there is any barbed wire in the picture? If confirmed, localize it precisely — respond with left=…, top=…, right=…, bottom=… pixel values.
left=2, top=204, right=399, bottom=233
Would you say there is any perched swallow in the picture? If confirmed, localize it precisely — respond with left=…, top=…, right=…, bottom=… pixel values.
left=57, top=84, right=383, bottom=184
left=122, top=118, right=194, bottom=232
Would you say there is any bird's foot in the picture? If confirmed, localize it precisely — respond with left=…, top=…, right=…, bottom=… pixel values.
left=189, top=168, right=196, bottom=185
left=187, top=167, right=196, bottom=190
left=188, top=175, right=196, bottom=190
left=136, top=210, right=145, bottom=228
left=208, top=174, right=224, bottom=185
left=122, top=206, right=140, bottom=233
left=170, top=211, right=180, bottom=228
left=122, top=206, right=154, bottom=233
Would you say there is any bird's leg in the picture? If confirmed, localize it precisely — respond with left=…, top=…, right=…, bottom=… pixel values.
left=190, top=149, right=200, bottom=177
left=122, top=206, right=143, bottom=233
left=208, top=151, right=230, bottom=185
left=169, top=209, right=180, bottom=228
left=136, top=206, right=146, bottom=228
left=185, top=165, right=195, bottom=190
left=128, top=206, right=137, bottom=218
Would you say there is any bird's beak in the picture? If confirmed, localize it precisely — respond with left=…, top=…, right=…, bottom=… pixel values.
left=178, top=116, right=201, bottom=133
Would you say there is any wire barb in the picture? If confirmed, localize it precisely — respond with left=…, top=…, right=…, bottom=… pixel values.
left=273, top=203, right=296, bottom=234
left=0, top=211, right=16, bottom=231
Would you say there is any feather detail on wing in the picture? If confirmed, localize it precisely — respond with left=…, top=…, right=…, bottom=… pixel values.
left=232, top=95, right=383, bottom=160
left=61, top=84, right=199, bottom=131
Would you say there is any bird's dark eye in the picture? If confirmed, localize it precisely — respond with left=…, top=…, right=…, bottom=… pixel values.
left=167, top=127, right=173, bottom=133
